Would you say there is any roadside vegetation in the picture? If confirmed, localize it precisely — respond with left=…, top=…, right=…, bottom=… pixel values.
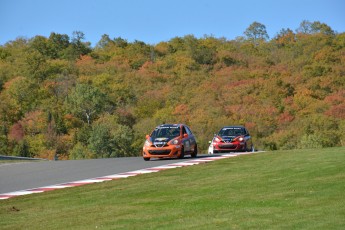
left=0, top=21, right=344, bottom=159
left=0, top=147, right=344, bottom=229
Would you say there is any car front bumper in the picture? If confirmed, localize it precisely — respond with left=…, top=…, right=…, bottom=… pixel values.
left=143, top=145, right=181, bottom=158
left=213, top=142, right=245, bottom=152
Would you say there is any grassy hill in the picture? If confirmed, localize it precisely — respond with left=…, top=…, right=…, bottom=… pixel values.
left=1, top=147, right=344, bottom=229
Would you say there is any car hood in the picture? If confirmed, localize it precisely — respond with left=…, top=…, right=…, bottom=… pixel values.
left=151, top=137, right=175, bottom=143
left=220, top=136, right=236, bottom=142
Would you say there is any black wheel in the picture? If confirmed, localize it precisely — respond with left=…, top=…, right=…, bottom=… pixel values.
left=178, top=146, right=185, bottom=159
left=143, top=157, right=150, bottom=161
left=191, top=144, right=198, bottom=158
left=242, top=144, right=247, bottom=152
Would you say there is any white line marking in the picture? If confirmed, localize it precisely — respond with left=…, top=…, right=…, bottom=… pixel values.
left=0, top=152, right=262, bottom=200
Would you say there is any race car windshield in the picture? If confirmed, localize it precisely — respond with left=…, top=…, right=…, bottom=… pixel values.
left=151, top=127, right=181, bottom=138
left=219, top=128, right=245, bottom=136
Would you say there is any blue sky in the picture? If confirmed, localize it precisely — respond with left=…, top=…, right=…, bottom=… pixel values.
left=1, top=0, right=344, bottom=46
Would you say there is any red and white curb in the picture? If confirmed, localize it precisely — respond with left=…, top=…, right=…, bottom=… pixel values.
left=0, top=152, right=259, bottom=200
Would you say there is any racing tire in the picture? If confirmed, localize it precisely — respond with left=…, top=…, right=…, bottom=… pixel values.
left=242, top=144, right=247, bottom=152
left=191, top=144, right=198, bottom=158
left=143, top=157, right=150, bottom=161
left=178, top=146, right=185, bottom=159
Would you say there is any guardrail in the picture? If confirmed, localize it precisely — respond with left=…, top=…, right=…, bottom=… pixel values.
left=0, top=155, right=47, bottom=161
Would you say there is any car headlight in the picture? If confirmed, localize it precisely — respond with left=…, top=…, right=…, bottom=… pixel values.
left=214, top=137, right=221, bottom=142
left=234, top=136, right=244, bottom=142
left=144, top=140, right=151, bottom=147
left=169, top=138, right=180, bottom=145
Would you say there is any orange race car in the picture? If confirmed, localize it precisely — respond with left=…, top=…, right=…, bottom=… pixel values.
left=142, top=124, right=198, bottom=161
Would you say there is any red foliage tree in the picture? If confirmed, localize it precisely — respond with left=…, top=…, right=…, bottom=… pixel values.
left=8, top=123, right=24, bottom=142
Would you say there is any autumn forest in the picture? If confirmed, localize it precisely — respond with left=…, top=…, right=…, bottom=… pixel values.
left=0, top=21, right=344, bottom=159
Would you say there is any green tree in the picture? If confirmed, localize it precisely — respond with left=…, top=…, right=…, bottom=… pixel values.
left=113, top=37, right=128, bottom=48
left=109, top=124, right=135, bottom=157
left=64, top=31, right=91, bottom=60
left=244, top=21, right=269, bottom=44
left=0, top=134, right=9, bottom=155
left=2, top=77, right=38, bottom=118
left=88, top=123, right=112, bottom=158
left=125, top=40, right=151, bottom=69
left=48, top=32, right=70, bottom=59
left=24, top=49, right=48, bottom=82
left=296, top=20, right=313, bottom=34
left=69, top=142, right=93, bottom=159
left=274, top=28, right=295, bottom=47
left=29, top=36, right=50, bottom=57
left=95, top=34, right=113, bottom=49
left=88, top=115, right=134, bottom=158
left=13, top=140, right=31, bottom=157
left=310, top=21, right=335, bottom=35
left=65, top=83, right=107, bottom=125
left=74, top=125, right=92, bottom=146
left=296, top=20, right=335, bottom=35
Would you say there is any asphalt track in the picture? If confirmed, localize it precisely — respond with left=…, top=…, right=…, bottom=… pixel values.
left=0, top=154, right=214, bottom=195
left=0, top=152, right=261, bottom=200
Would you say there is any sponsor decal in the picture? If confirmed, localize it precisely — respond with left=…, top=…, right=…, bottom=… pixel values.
left=155, top=138, right=169, bottom=142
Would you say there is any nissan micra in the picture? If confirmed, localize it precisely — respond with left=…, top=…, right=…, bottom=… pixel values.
left=142, top=124, right=198, bottom=161
left=208, top=125, right=254, bottom=154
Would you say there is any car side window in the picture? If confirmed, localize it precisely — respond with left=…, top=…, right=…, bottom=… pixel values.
left=244, top=128, right=250, bottom=136
left=182, top=126, right=186, bottom=135
left=185, top=126, right=192, bottom=135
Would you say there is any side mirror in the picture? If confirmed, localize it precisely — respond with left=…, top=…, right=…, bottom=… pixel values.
left=183, top=133, right=188, bottom=138
left=208, top=140, right=212, bottom=144
left=145, top=134, right=149, bottom=139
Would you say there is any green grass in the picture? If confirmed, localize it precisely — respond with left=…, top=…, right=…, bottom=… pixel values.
left=1, top=147, right=344, bottom=229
